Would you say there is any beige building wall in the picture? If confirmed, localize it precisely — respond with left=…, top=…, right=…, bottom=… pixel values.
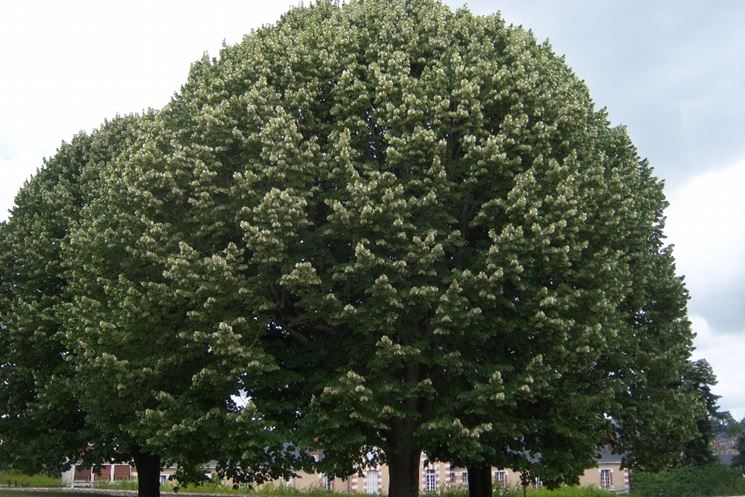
left=420, top=454, right=471, bottom=492
left=84, top=449, right=628, bottom=494
left=578, top=462, right=628, bottom=492
left=348, top=464, right=388, bottom=494
left=281, top=454, right=530, bottom=494
left=66, top=457, right=630, bottom=494
left=262, top=468, right=382, bottom=494
left=280, top=454, right=630, bottom=494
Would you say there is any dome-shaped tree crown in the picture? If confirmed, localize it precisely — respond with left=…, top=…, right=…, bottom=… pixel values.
left=2, top=2, right=698, bottom=497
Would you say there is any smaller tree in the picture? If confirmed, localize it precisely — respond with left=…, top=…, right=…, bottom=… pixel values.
left=711, top=411, right=742, bottom=438
left=732, top=433, right=745, bottom=473
left=680, top=359, right=721, bottom=467
left=0, top=126, right=117, bottom=474
left=633, top=464, right=745, bottom=497
left=60, top=109, right=293, bottom=497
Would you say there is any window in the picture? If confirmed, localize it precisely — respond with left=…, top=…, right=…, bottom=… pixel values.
left=533, top=477, right=542, bottom=488
left=600, top=469, right=612, bottom=489
left=365, top=470, right=379, bottom=495
left=461, top=471, right=468, bottom=484
left=425, top=468, right=437, bottom=492
left=321, top=475, right=333, bottom=491
left=494, top=471, right=507, bottom=487
left=113, top=464, right=131, bottom=481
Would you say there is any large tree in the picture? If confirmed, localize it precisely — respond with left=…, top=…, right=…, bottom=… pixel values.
left=1, top=115, right=292, bottom=497
left=60, top=109, right=295, bottom=496
left=99, top=2, right=693, bottom=497
left=2, top=3, right=700, bottom=497
left=0, top=118, right=138, bottom=472
left=418, top=155, right=700, bottom=497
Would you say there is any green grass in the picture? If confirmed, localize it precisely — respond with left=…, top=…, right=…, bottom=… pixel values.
left=91, top=481, right=139, bottom=491
left=0, top=493, right=120, bottom=497
left=519, top=488, right=616, bottom=497
left=0, top=474, right=616, bottom=497
left=92, top=480, right=361, bottom=497
left=432, top=486, right=616, bottom=497
left=248, top=486, right=360, bottom=497
left=0, top=471, right=64, bottom=488
left=631, top=463, right=745, bottom=497
left=0, top=493, right=77, bottom=497
left=87, top=482, right=617, bottom=497
left=0, top=488, right=614, bottom=497
left=94, top=480, right=250, bottom=494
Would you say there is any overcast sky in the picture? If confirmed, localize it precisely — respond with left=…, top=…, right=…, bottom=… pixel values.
left=1, top=1, right=743, bottom=419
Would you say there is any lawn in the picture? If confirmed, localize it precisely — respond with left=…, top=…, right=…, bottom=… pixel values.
left=0, top=493, right=118, bottom=497
left=0, top=488, right=618, bottom=497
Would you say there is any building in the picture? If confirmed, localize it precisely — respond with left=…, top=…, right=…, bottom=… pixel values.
left=61, top=462, right=201, bottom=487
left=62, top=448, right=630, bottom=493
left=61, top=463, right=135, bottom=487
left=268, top=448, right=630, bottom=493
left=577, top=446, right=629, bottom=492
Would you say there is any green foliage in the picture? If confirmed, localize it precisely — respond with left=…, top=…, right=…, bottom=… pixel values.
left=732, top=432, right=745, bottom=471
left=93, top=479, right=366, bottom=497
left=0, top=470, right=64, bottom=488
left=0, top=118, right=141, bottom=472
left=679, top=359, right=720, bottom=467
left=92, top=480, right=142, bottom=491
left=1, top=0, right=702, bottom=495
left=632, top=464, right=745, bottom=497
left=248, top=485, right=362, bottom=497
left=0, top=493, right=72, bottom=497
left=711, top=411, right=743, bottom=438
left=517, top=488, right=615, bottom=497
left=431, top=487, right=615, bottom=497
left=86, top=481, right=615, bottom=497
left=93, top=479, right=245, bottom=494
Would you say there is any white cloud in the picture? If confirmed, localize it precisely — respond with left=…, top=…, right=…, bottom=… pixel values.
left=0, top=0, right=300, bottom=221
left=665, top=159, right=745, bottom=300
left=666, top=162, right=745, bottom=418
left=0, top=154, right=42, bottom=218
left=691, top=314, right=745, bottom=420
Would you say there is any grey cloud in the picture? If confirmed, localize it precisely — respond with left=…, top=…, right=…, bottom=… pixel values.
left=450, top=0, right=745, bottom=416
left=689, top=285, right=745, bottom=334
left=455, top=1, right=745, bottom=188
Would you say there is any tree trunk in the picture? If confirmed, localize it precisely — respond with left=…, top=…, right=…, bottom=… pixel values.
left=132, top=449, right=161, bottom=497
left=467, top=464, right=492, bottom=497
left=388, top=448, right=421, bottom=497
left=387, top=361, right=422, bottom=497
